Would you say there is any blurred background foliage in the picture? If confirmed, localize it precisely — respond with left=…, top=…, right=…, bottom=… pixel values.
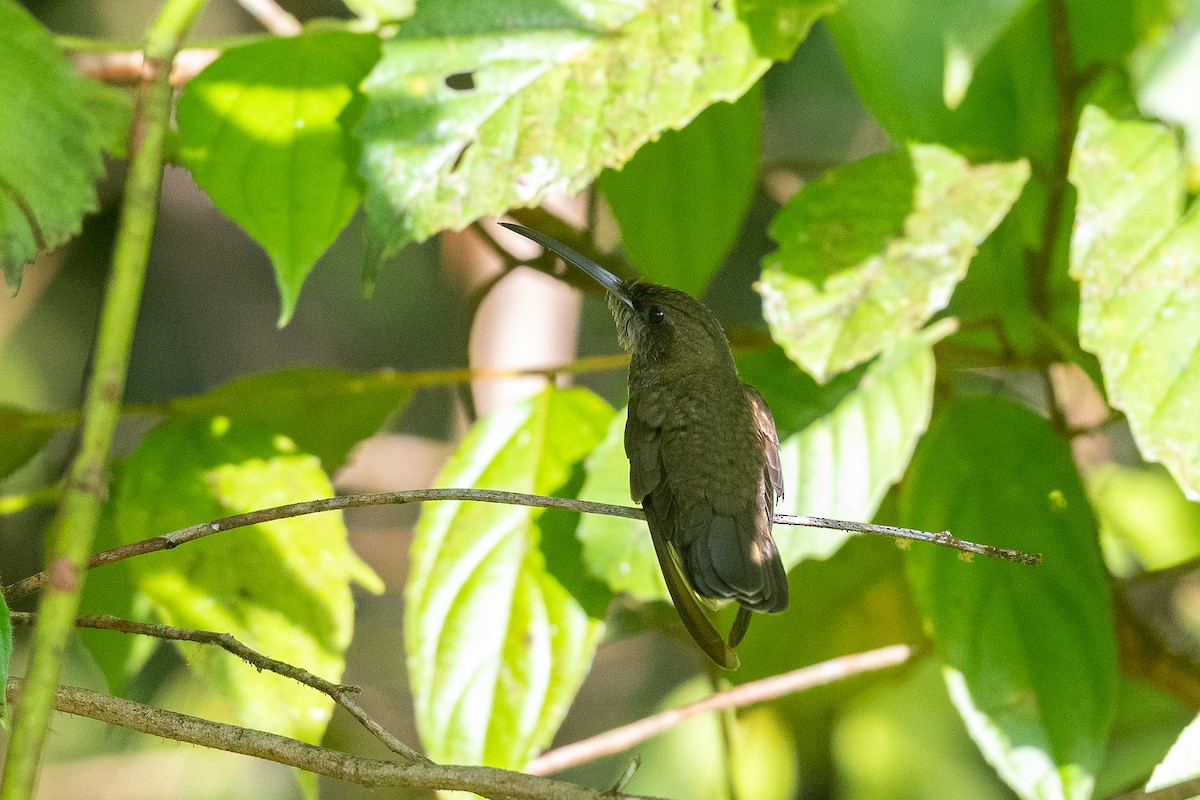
left=2, top=0, right=1200, bottom=799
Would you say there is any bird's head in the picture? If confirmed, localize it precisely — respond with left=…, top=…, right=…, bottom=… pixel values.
left=500, top=223, right=734, bottom=373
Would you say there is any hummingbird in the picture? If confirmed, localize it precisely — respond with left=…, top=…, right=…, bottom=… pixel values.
left=500, top=222, right=788, bottom=669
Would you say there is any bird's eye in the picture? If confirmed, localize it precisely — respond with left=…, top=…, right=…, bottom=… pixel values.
left=647, top=305, right=666, bottom=326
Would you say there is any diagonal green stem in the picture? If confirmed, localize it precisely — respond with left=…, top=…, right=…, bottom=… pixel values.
left=0, top=2, right=208, bottom=797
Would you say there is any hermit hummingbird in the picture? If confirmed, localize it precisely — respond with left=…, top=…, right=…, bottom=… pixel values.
left=500, top=222, right=788, bottom=669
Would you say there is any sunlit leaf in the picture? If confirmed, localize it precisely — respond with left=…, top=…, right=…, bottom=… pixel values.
left=1069, top=105, right=1200, bottom=500
left=599, top=85, right=762, bottom=296
left=1146, top=711, right=1200, bottom=793
left=177, top=30, right=381, bottom=324
left=758, top=144, right=1027, bottom=382
left=0, top=0, right=107, bottom=290
left=98, top=415, right=381, bottom=744
left=357, top=0, right=835, bottom=277
left=773, top=320, right=950, bottom=564
left=903, top=397, right=1118, bottom=800
left=406, top=387, right=613, bottom=772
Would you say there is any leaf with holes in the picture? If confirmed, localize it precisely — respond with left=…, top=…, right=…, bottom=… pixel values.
left=0, top=0, right=107, bottom=290
left=406, top=387, right=613, bottom=772
left=94, top=415, right=382, bottom=743
left=177, top=30, right=381, bottom=324
left=1070, top=106, right=1200, bottom=500
left=902, top=398, right=1118, bottom=800
left=758, top=144, right=1027, bottom=382
left=357, top=0, right=837, bottom=280
left=599, top=85, right=761, bottom=296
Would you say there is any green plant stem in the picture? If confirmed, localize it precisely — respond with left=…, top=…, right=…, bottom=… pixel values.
left=1028, top=0, right=1080, bottom=435
left=0, top=2, right=207, bottom=798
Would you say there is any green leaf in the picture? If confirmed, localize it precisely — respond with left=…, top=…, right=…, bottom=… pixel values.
left=100, top=415, right=382, bottom=743
left=0, top=589, right=10, bottom=726
left=736, top=0, right=844, bottom=60
left=1069, top=106, right=1200, bottom=500
left=940, top=0, right=1031, bottom=109
left=0, top=405, right=60, bottom=479
left=166, top=367, right=411, bottom=473
left=357, top=0, right=833, bottom=273
left=177, top=30, right=381, bottom=324
left=406, top=387, right=613, bottom=770
left=758, top=144, right=1027, bottom=382
left=902, top=397, right=1118, bottom=800
left=598, top=85, right=761, bottom=297
left=83, top=79, right=134, bottom=159
left=0, top=0, right=107, bottom=291
left=773, top=320, right=950, bottom=565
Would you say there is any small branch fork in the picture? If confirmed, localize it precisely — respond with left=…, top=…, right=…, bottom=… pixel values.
left=2, top=613, right=911, bottom=798
left=7, top=612, right=424, bottom=765
left=2, top=490, right=1040, bottom=603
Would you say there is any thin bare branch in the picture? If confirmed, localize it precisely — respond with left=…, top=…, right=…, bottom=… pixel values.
left=71, top=48, right=219, bottom=87
left=526, top=644, right=913, bottom=775
left=3, top=679, right=665, bottom=800
left=8, top=612, right=425, bottom=765
left=2, top=492, right=1039, bottom=603
left=234, top=0, right=302, bottom=35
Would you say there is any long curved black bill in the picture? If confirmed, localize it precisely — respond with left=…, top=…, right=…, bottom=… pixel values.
left=499, top=222, right=634, bottom=309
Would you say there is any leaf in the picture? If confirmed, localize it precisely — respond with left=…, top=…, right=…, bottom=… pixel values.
left=758, top=144, right=1028, bottom=381
left=99, top=415, right=382, bottom=743
left=0, top=589, right=10, bottom=726
left=166, top=367, right=412, bottom=473
left=736, top=0, right=844, bottom=61
left=902, top=397, right=1118, bottom=800
left=939, top=0, right=1031, bottom=109
left=83, top=79, right=134, bottom=159
left=598, top=83, right=761, bottom=296
left=177, top=30, right=381, bottom=324
left=1146, top=711, right=1200, bottom=793
left=406, top=387, right=613, bottom=771
left=1069, top=106, right=1200, bottom=500
left=0, top=0, right=107, bottom=291
left=0, top=405, right=60, bottom=479
left=576, top=323, right=947, bottom=602
left=772, top=320, right=951, bottom=565
left=357, top=0, right=834, bottom=274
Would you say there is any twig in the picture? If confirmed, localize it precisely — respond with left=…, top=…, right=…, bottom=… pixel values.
left=70, top=48, right=220, bottom=87
left=526, top=645, right=912, bottom=775
left=234, top=0, right=301, bottom=35
left=772, top=514, right=1041, bottom=566
left=1, top=3, right=208, bottom=798
left=7, top=612, right=425, bottom=765
left=2, top=492, right=1040, bottom=603
left=2, top=679, right=665, bottom=800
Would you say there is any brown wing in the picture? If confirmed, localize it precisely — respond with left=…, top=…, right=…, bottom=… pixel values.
left=744, top=384, right=783, bottom=505
left=626, top=393, right=738, bottom=668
